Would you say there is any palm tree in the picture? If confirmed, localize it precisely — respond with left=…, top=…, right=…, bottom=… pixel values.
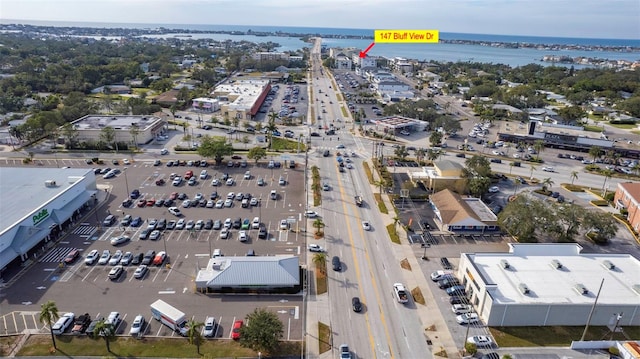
left=39, top=301, right=60, bottom=350
left=509, top=162, right=515, bottom=175
left=601, top=169, right=614, bottom=194
left=312, top=253, right=327, bottom=274
left=93, top=320, right=115, bottom=353
left=529, top=164, right=537, bottom=180
left=312, top=218, right=325, bottom=235
left=541, top=177, right=554, bottom=192
left=589, top=146, right=602, bottom=162
left=533, top=140, right=544, bottom=161
left=415, top=148, right=426, bottom=164
left=128, top=124, right=140, bottom=150
left=373, top=179, right=385, bottom=195
left=186, top=319, right=204, bottom=354
left=570, top=171, right=578, bottom=185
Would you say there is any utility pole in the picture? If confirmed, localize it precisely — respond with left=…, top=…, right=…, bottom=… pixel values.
left=580, top=278, right=604, bottom=341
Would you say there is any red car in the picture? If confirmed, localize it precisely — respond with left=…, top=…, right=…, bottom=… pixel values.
left=169, top=192, right=178, bottom=200
left=184, top=170, right=194, bottom=179
left=231, top=320, right=243, bottom=340
left=63, top=249, right=80, bottom=264
left=155, top=178, right=165, bottom=186
left=146, top=198, right=156, bottom=206
left=137, top=199, right=146, bottom=207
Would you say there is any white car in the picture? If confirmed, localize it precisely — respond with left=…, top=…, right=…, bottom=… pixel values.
left=182, top=199, right=191, bottom=208
left=243, top=171, right=251, bottom=180
left=85, top=249, right=100, bottom=265
left=430, top=270, right=454, bottom=281
left=220, top=228, right=230, bottom=239
left=98, top=250, right=111, bottom=265
left=308, top=244, right=324, bottom=252
left=227, top=192, right=235, bottom=199
left=224, top=218, right=232, bottom=228
left=110, top=235, right=130, bottom=246
left=238, top=231, right=248, bottom=242
left=199, top=170, right=208, bottom=180
left=488, top=186, right=500, bottom=193
left=211, top=178, right=220, bottom=186
left=168, top=207, right=182, bottom=216
left=215, top=200, right=224, bottom=208
left=467, top=335, right=494, bottom=347
left=457, top=313, right=480, bottom=325
left=304, top=210, right=318, bottom=218
left=160, top=148, right=169, bottom=155
left=452, top=304, right=474, bottom=314
left=224, top=199, right=233, bottom=207
left=52, top=312, right=75, bottom=335
left=226, top=178, right=234, bottom=186
left=542, top=166, right=555, bottom=172
left=203, top=317, right=216, bottom=337
left=129, top=315, right=145, bottom=335
left=251, top=217, right=261, bottom=229
left=362, top=221, right=371, bottom=231
left=279, top=219, right=289, bottom=230
left=122, top=159, right=130, bottom=165
left=206, top=200, right=214, bottom=208
left=176, top=218, right=186, bottom=229
left=185, top=220, right=195, bottom=230
left=109, top=250, right=123, bottom=266
left=172, top=177, right=182, bottom=186
left=134, top=265, right=148, bottom=279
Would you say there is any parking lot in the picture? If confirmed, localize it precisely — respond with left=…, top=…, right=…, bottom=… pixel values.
left=0, top=157, right=306, bottom=340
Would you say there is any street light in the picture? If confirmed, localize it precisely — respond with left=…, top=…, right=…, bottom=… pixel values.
left=123, top=167, right=130, bottom=196
left=421, top=243, right=430, bottom=260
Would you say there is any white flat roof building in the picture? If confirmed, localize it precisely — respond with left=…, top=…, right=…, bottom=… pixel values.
left=70, top=115, right=166, bottom=145
left=0, top=167, right=98, bottom=271
left=211, top=79, right=271, bottom=120
left=459, top=243, right=640, bottom=326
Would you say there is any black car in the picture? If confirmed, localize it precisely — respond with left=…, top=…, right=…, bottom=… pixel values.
left=258, top=225, right=268, bottom=239
left=490, top=158, right=502, bottom=163
left=142, top=250, right=156, bottom=265
left=310, top=132, right=321, bottom=137
left=122, top=199, right=133, bottom=208
left=164, top=199, right=174, bottom=207
left=449, top=296, right=465, bottom=305
left=157, top=218, right=167, bottom=230
left=210, top=191, right=218, bottom=200
left=86, top=317, right=104, bottom=338
left=232, top=218, right=242, bottom=229
left=352, top=297, right=362, bottom=312
left=131, top=253, right=144, bottom=265
left=332, top=256, right=341, bottom=271
left=440, top=257, right=453, bottom=270
left=204, top=219, right=213, bottom=230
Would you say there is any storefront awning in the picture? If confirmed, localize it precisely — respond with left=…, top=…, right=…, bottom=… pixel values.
left=51, top=191, right=93, bottom=224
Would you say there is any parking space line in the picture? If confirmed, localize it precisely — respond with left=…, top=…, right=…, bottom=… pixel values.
left=228, top=316, right=236, bottom=339
left=215, top=316, right=223, bottom=338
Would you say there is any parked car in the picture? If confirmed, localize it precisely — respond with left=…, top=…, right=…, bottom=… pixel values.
left=84, top=249, right=100, bottom=265
left=64, top=249, right=80, bottom=264
left=98, top=250, right=111, bottom=265
left=457, top=313, right=479, bottom=324
left=52, top=312, right=75, bottom=335
left=203, top=317, right=216, bottom=337
left=129, top=315, right=146, bottom=336
left=467, top=335, right=494, bottom=347
left=108, top=265, right=124, bottom=280
left=231, top=320, right=243, bottom=340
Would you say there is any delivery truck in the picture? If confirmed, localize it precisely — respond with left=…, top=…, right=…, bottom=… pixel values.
left=150, top=299, right=188, bottom=336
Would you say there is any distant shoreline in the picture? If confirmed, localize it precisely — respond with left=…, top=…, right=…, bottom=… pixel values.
left=1, top=21, right=639, bottom=54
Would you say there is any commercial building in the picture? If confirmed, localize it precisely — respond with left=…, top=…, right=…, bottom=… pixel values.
left=195, top=255, right=300, bottom=292
left=497, top=120, right=640, bottom=159
left=613, top=182, right=640, bottom=232
left=191, top=98, right=221, bottom=112
left=408, top=161, right=467, bottom=193
left=251, top=52, right=290, bottom=62
left=458, top=243, right=640, bottom=326
left=70, top=115, right=167, bottom=146
left=0, top=168, right=98, bottom=273
left=211, top=79, right=271, bottom=120
left=430, top=189, right=498, bottom=233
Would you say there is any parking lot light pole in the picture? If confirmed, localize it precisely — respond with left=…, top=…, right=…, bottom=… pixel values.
left=163, top=234, right=168, bottom=262
left=123, top=167, right=130, bottom=196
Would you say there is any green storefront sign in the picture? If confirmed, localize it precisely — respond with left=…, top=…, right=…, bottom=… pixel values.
left=33, top=208, right=50, bottom=226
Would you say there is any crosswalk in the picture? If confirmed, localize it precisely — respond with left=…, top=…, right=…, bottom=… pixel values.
left=72, top=225, right=98, bottom=237
left=39, top=247, right=77, bottom=263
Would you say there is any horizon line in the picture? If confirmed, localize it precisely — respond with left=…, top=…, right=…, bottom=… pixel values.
left=2, top=18, right=639, bottom=42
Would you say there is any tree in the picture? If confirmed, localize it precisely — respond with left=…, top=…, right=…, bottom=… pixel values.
left=239, top=308, right=284, bottom=355
left=92, top=320, right=115, bottom=353
left=312, top=218, right=325, bottom=235
left=39, top=300, right=60, bottom=350
left=247, top=146, right=267, bottom=164
left=186, top=319, right=204, bottom=354
left=529, top=164, right=537, bottom=180
left=533, top=139, right=545, bottom=160
left=583, top=210, right=618, bottom=243
left=570, top=171, right=578, bottom=185
left=197, top=136, right=234, bottom=165
left=394, top=145, right=409, bottom=161
left=541, top=177, right=554, bottom=192
left=415, top=148, right=426, bottom=164
left=128, top=124, right=140, bottom=149
left=589, top=146, right=603, bottom=162
left=601, top=169, right=614, bottom=194
left=100, top=126, right=116, bottom=150
left=61, top=122, right=78, bottom=149
left=429, top=131, right=443, bottom=147
left=312, top=252, right=327, bottom=274
left=266, top=112, right=278, bottom=150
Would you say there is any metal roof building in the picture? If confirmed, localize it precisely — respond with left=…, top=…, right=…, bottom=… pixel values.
left=195, top=255, right=300, bottom=290
left=0, top=167, right=97, bottom=272
left=458, top=243, right=640, bottom=326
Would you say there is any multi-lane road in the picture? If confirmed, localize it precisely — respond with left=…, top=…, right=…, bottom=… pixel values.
left=306, top=39, right=430, bottom=359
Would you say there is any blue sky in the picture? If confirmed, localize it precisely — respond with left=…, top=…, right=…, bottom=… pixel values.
left=1, top=0, right=639, bottom=39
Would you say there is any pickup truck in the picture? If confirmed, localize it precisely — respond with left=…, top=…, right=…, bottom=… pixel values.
left=393, top=283, right=409, bottom=304
left=355, top=195, right=363, bottom=207
left=71, top=313, right=91, bottom=334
